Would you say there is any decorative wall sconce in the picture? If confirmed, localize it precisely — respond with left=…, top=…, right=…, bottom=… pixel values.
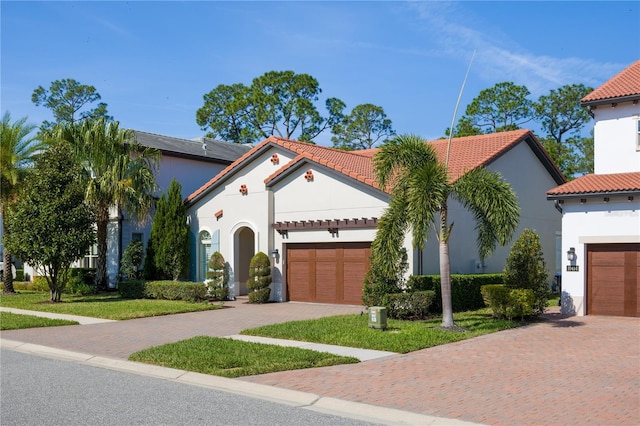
left=629, top=196, right=635, bottom=202
left=271, top=154, right=279, bottom=165
left=603, top=197, right=610, bottom=203
left=567, top=247, right=576, bottom=262
left=239, top=184, right=248, bottom=195
left=271, top=248, right=279, bottom=259
left=304, top=170, right=314, bottom=181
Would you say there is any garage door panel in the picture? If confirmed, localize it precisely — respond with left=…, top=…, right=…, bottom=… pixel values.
left=588, top=243, right=639, bottom=317
left=287, top=242, right=370, bottom=305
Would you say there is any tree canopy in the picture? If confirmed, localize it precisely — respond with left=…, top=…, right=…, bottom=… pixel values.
left=196, top=70, right=345, bottom=144
left=459, top=82, right=533, bottom=135
left=32, top=78, right=112, bottom=131
left=4, top=143, right=94, bottom=302
left=331, top=103, right=395, bottom=150
left=534, top=84, right=594, bottom=179
left=48, top=118, right=159, bottom=290
left=1, top=112, right=46, bottom=293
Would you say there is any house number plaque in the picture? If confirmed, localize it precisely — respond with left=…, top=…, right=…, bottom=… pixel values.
left=566, top=265, right=579, bottom=272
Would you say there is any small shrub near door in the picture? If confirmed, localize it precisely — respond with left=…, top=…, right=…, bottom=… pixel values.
left=480, top=284, right=535, bottom=321
left=247, top=252, right=271, bottom=304
left=206, top=252, right=229, bottom=301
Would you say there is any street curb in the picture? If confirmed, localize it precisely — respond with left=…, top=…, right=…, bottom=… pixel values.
left=0, top=338, right=483, bottom=426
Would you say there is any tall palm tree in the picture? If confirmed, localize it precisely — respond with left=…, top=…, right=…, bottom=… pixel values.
left=51, top=118, right=160, bottom=291
left=373, top=134, right=519, bottom=328
left=1, top=112, right=45, bottom=293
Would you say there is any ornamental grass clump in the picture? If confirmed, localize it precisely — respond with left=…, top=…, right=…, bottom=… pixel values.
left=247, top=252, right=271, bottom=303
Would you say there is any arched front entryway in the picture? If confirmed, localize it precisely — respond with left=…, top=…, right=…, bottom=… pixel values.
left=233, top=226, right=255, bottom=296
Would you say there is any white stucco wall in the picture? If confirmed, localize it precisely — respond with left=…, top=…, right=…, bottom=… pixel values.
left=270, top=163, right=392, bottom=301
left=559, top=196, right=640, bottom=315
left=417, top=140, right=562, bottom=279
left=187, top=146, right=298, bottom=299
left=592, top=102, right=640, bottom=174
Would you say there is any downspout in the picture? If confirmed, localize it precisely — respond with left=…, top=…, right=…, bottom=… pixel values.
left=554, top=200, right=563, bottom=213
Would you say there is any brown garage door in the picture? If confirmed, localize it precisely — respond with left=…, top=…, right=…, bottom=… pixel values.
left=587, top=243, right=639, bottom=317
left=286, top=242, right=371, bottom=305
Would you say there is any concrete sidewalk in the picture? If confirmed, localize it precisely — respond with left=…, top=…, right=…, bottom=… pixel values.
left=0, top=307, right=116, bottom=325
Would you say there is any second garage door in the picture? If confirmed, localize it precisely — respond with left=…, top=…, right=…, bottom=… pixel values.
left=286, top=242, right=371, bottom=305
left=587, top=243, right=639, bottom=317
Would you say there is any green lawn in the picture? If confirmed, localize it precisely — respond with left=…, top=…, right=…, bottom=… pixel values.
left=129, top=336, right=359, bottom=378
left=241, top=309, right=520, bottom=353
left=0, top=291, right=221, bottom=320
left=0, top=311, right=79, bottom=330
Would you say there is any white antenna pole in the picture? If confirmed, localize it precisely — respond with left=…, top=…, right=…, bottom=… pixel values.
left=445, top=50, right=476, bottom=167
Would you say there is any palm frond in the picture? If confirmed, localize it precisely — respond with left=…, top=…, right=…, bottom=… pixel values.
left=451, top=167, right=520, bottom=259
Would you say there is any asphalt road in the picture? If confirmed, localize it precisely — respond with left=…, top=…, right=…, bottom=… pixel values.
left=0, top=349, right=379, bottom=426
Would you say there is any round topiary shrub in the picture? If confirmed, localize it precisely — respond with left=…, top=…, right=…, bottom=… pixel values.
left=206, top=251, right=229, bottom=301
left=247, top=252, right=271, bottom=304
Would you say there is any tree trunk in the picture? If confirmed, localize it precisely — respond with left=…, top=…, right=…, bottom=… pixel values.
left=439, top=241, right=455, bottom=328
left=2, top=209, right=15, bottom=293
left=95, top=207, right=109, bottom=292
left=439, top=202, right=456, bottom=328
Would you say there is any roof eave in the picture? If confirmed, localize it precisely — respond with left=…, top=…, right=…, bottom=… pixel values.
left=581, top=94, right=640, bottom=107
left=547, top=189, right=640, bottom=200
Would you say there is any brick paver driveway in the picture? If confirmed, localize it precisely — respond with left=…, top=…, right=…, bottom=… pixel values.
left=243, top=313, right=640, bottom=426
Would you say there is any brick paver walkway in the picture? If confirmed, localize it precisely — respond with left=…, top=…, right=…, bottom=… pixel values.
left=2, top=300, right=638, bottom=425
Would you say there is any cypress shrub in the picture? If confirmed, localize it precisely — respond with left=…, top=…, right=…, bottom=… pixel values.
left=206, top=251, right=229, bottom=301
left=504, top=229, right=550, bottom=316
left=247, top=252, right=271, bottom=303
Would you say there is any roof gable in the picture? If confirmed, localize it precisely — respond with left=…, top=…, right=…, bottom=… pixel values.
left=581, top=60, right=640, bottom=105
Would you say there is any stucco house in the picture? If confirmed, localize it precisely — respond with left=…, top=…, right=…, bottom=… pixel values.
left=23, top=131, right=251, bottom=286
left=547, top=59, right=640, bottom=317
left=186, top=129, right=565, bottom=304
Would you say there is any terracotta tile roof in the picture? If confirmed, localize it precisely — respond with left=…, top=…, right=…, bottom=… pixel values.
left=186, top=129, right=559, bottom=204
left=547, top=172, right=640, bottom=197
left=264, top=149, right=379, bottom=189
left=581, top=60, right=640, bottom=104
left=428, top=129, right=536, bottom=182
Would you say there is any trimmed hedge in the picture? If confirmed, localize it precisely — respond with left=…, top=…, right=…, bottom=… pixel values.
left=406, top=274, right=504, bottom=313
left=382, top=290, right=436, bottom=320
left=118, top=280, right=206, bottom=302
left=481, top=284, right=535, bottom=320
left=118, top=280, right=147, bottom=299
left=144, top=281, right=207, bottom=302
left=16, top=269, right=24, bottom=281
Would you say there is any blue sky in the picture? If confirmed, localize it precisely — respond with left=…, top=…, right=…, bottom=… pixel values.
left=2, top=1, right=639, bottom=145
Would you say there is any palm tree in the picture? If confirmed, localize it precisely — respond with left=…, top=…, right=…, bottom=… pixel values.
left=1, top=112, right=45, bottom=293
left=373, top=134, right=519, bottom=328
left=51, top=118, right=160, bottom=291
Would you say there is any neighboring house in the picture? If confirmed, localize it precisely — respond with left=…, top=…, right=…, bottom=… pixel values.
left=23, top=131, right=252, bottom=286
left=547, top=59, right=640, bottom=317
left=185, top=129, right=564, bottom=304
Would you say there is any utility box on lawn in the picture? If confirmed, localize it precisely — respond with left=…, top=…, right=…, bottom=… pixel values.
left=368, top=306, right=387, bottom=330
